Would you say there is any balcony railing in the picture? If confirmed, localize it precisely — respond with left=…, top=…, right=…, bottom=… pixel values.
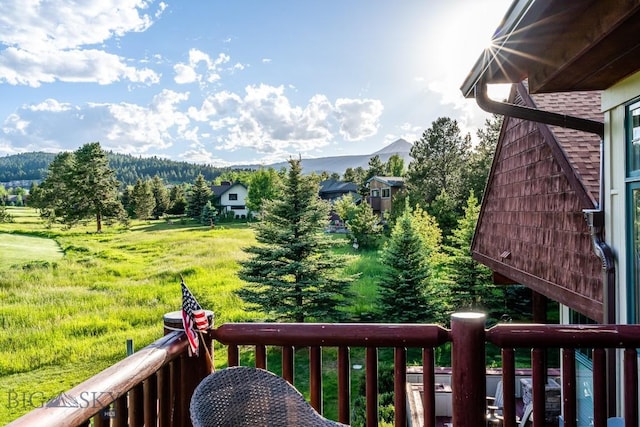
left=6, top=312, right=640, bottom=427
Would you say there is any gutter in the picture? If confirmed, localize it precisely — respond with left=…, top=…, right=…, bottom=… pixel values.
left=474, top=82, right=615, bottom=325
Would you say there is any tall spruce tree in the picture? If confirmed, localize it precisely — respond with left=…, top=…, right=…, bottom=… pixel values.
left=187, top=174, right=211, bottom=219
left=131, top=178, right=154, bottom=220
left=168, top=184, right=188, bottom=215
left=445, top=193, right=502, bottom=314
left=377, top=208, right=430, bottom=323
left=151, top=175, right=170, bottom=219
left=237, top=158, right=353, bottom=322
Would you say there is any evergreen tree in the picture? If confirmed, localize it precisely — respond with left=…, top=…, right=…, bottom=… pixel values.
left=445, top=193, right=502, bottom=315
left=200, top=200, right=218, bottom=225
left=131, top=179, right=154, bottom=220
left=71, top=142, right=125, bottom=232
left=377, top=209, right=430, bottom=323
left=30, top=152, right=75, bottom=225
left=187, top=174, right=211, bottom=218
left=32, top=143, right=124, bottom=232
left=346, top=200, right=382, bottom=249
left=168, top=184, right=187, bottom=215
left=151, top=175, right=170, bottom=219
left=407, top=117, right=471, bottom=209
left=121, top=185, right=135, bottom=217
left=428, top=189, right=460, bottom=239
left=462, top=114, right=503, bottom=202
left=237, top=158, right=353, bottom=322
left=410, top=204, right=451, bottom=324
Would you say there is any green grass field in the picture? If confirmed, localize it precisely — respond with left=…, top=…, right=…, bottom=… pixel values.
left=0, top=207, right=384, bottom=423
left=0, top=233, right=64, bottom=268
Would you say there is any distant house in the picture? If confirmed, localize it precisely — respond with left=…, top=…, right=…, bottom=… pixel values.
left=366, top=176, right=405, bottom=217
left=210, top=181, right=250, bottom=219
left=318, top=179, right=359, bottom=203
left=319, top=179, right=360, bottom=232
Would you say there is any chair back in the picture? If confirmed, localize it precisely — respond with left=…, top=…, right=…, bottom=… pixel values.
left=190, top=366, right=348, bottom=427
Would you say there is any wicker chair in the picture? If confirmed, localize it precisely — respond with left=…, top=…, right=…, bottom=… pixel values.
left=190, top=366, right=349, bottom=427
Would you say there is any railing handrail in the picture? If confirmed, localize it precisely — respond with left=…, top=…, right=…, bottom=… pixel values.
left=487, top=323, right=640, bottom=348
left=213, top=322, right=451, bottom=347
left=6, top=331, right=189, bottom=427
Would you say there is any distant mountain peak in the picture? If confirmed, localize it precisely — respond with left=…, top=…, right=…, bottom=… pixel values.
left=372, top=138, right=412, bottom=155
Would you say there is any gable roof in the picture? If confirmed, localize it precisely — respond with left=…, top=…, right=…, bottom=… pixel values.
left=461, top=1, right=640, bottom=96
left=319, top=179, right=357, bottom=195
left=366, top=176, right=405, bottom=187
left=472, top=83, right=603, bottom=320
left=211, top=182, right=247, bottom=197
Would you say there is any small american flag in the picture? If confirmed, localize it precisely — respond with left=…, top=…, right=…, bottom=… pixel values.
left=181, top=279, right=209, bottom=355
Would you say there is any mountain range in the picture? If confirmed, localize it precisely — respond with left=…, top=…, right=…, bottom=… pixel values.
left=0, top=139, right=414, bottom=187
left=244, top=138, right=413, bottom=175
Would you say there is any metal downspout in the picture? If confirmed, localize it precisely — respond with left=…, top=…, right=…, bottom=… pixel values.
left=474, top=81, right=617, bottom=417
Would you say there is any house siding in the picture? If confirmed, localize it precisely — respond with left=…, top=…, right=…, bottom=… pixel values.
left=212, top=183, right=250, bottom=218
left=603, top=71, right=640, bottom=325
left=473, top=86, right=603, bottom=321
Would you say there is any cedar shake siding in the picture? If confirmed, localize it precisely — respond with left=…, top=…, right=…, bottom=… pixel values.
left=472, top=83, right=604, bottom=321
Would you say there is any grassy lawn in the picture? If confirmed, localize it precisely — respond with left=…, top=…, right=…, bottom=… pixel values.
left=0, top=207, right=385, bottom=423
left=0, top=233, right=63, bottom=268
left=0, top=208, right=261, bottom=422
left=0, top=207, right=532, bottom=424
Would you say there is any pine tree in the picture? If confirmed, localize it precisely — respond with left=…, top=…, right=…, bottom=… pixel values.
left=407, top=117, right=471, bottom=209
left=237, top=158, right=353, bottom=322
left=377, top=209, right=430, bottom=323
left=187, top=174, right=211, bottom=219
left=132, top=179, right=154, bottom=220
left=168, top=184, right=187, bottom=215
left=151, top=175, right=170, bottom=219
left=445, top=193, right=501, bottom=314
left=32, top=143, right=124, bottom=232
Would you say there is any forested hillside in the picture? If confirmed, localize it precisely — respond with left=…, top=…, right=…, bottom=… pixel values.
left=0, top=151, right=234, bottom=186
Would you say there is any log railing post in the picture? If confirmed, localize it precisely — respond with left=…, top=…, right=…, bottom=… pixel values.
left=451, top=312, right=486, bottom=427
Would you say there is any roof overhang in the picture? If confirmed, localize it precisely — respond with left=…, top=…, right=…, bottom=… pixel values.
left=461, top=0, right=640, bottom=97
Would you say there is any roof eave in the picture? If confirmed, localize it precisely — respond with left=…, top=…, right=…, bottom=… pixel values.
left=460, top=0, right=535, bottom=98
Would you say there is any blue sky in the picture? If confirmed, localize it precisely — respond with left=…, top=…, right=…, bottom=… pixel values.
left=0, top=0, right=512, bottom=166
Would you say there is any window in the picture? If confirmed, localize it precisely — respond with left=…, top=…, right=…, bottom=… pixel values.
left=228, top=193, right=238, bottom=201
left=628, top=100, right=640, bottom=177
left=230, top=205, right=245, bottom=210
left=381, top=188, right=390, bottom=198
left=371, top=189, right=380, bottom=197
left=626, top=98, right=640, bottom=322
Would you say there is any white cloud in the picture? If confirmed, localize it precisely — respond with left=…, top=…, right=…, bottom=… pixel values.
left=179, top=145, right=232, bottom=166
left=173, top=48, right=232, bottom=85
left=0, top=82, right=385, bottom=163
left=28, top=99, right=73, bottom=113
left=334, top=98, right=384, bottom=141
left=0, top=0, right=163, bottom=86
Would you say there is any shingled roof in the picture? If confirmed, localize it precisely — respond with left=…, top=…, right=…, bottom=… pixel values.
left=472, top=82, right=604, bottom=321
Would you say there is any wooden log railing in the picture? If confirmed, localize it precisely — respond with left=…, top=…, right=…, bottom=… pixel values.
left=486, top=323, right=640, bottom=427
left=6, top=327, right=212, bottom=427
left=6, top=312, right=640, bottom=426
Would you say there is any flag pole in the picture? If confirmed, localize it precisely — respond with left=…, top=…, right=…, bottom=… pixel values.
left=198, top=330, right=215, bottom=372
